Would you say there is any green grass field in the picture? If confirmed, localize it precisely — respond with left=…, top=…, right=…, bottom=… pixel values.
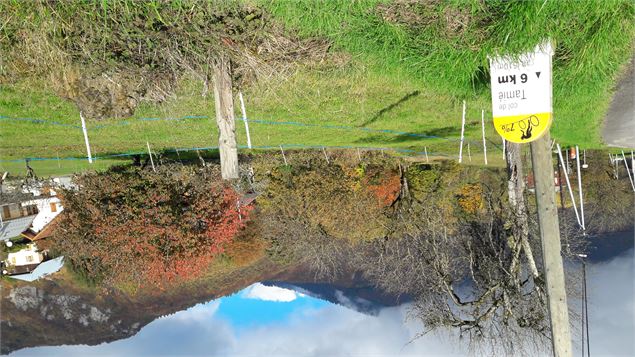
left=0, top=69, right=500, bottom=172
left=1, top=0, right=633, bottom=176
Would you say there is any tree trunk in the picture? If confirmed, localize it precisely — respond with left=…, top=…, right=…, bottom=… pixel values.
left=212, top=54, right=239, bottom=180
left=506, top=143, right=540, bottom=279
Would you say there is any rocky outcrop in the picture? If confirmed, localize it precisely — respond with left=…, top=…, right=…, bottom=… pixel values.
left=0, top=258, right=282, bottom=354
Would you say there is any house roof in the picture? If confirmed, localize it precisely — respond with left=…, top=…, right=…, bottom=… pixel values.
left=9, top=256, right=64, bottom=282
left=0, top=191, right=36, bottom=205
left=0, top=215, right=36, bottom=241
left=22, top=214, right=60, bottom=241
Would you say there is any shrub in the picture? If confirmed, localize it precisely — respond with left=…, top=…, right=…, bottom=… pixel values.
left=260, top=156, right=397, bottom=243
left=53, top=165, right=250, bottom=289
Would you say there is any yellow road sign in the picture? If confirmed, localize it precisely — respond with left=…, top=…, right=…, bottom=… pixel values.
left=489, top=42, right=554, bottom=144
left=493, top=112, right=552, bottom=143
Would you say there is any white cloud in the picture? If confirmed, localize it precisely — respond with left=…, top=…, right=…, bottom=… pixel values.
left=9, top=300, right=233, bottom=357
left=241, top=283, right=299, bottom=302
left=162, top=300, right=221, bottom=323
left=9, top=250, right=634, bottom=357
left=222, top=302, right=474, bottom=357
left=584, top=251, right=635, bottom=356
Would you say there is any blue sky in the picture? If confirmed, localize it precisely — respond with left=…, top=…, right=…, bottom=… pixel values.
left=8, top=250, right=634, bottom=357
left=216, top=283, right=329, bottom=329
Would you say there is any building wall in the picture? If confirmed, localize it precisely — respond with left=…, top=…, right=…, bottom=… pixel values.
left=7, top=245, right=44, bottom=266
left=1, top=203, right=38, bottom=221
left=23, top=197, right=63, bottom=233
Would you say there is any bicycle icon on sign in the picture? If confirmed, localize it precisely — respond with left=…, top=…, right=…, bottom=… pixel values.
left=519, top=115, right=540, bottom=140
left=500, top=115, right=540, bottom=140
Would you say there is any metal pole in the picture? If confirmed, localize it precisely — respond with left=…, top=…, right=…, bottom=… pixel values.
left=580, top=260, right=586, bottom=357
left=323, top=147, right=330, bottom=164
left=279, top=145, right=287, bottom=166
left=576, top=254, right=589, bottom=357
left=613, top=153, right=619, bottom=179
left=459, top=100, right=466, bottom=163
left=238, top=91, right=252, bottom=149
left=583, top=260, right=590, bottom=357
left=79, top=111, right=93, bottom=164
left=609, top=153, right=618, bottom=179
left=557, top=152, right=566, bottom=209
left=424, top=147, right=429, bottom=163
left=481, top=109, right=488, bottom=165
left=146, top=141, right=156, bottom=172
left=621, top=150, right=635, bottom=191
left=556, top=144, right=582, bottom=228
left=575, top=146, right=585, bottom=230
left=530, top=133, right=573, bottom=357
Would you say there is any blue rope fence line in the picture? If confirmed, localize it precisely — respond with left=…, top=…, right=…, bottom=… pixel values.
left=0, top=116, right=82, bottom=129
left=1, top=114, right=457, bottom=141
left=0, top=144, right=456, bottom=163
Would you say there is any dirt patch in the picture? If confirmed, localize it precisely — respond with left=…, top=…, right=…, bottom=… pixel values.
left=231, top=32, right=333, bottom=88
left=376, top=0, right=488, bottom=42
left=52, top=68, right=175, bottom=120
left=376, top=0, right=442, bottom=30
left=442, top=6, right=474, bottom=38
left=2, top=2, right=335, bottom=120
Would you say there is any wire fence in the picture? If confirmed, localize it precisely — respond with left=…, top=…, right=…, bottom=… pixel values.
left=1, top=112, right=503, bottom=165
left=1, top=114, right=455, bottom=140
left=0, top=143, right=456, bottom=163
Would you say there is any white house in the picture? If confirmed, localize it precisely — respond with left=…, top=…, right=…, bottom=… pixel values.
left=23, top=196, right=63, bottom=233
left=6, top=244, right=44, bottom=267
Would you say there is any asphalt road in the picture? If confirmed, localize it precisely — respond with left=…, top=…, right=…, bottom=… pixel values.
left=602, top=56, right=635, bottom=148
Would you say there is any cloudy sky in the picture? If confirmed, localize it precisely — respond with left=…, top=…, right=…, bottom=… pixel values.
left=8, top=249, right=634, bottom=357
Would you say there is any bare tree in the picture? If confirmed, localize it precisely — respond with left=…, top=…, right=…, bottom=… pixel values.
left=356, top=188, right=553, bottom=355
left=259, top=211, right=352, bottom=280
left=505, top=143, right=542, bottom=296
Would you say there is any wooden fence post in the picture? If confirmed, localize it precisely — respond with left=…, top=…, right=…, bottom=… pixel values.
left=212, top=54, right=239, bottom=179
left=238, top=91, right=253, bottom=149
left=481, top=109, right=488, bottom=165
left=459, top=100, right=466, bottom=163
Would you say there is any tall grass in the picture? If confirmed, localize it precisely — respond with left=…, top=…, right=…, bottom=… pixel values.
left=263, top=0, right=635, bottom=145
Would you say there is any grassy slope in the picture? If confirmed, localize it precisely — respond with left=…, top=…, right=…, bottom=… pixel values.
left=263, top=0, right=634, bottom=144
left=1, top=68, right=498, bottom=172
left=1, top=0, right=633, bottom=175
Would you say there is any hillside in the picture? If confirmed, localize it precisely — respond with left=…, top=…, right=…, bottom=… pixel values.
left=1, top=0, right=633, bottom=176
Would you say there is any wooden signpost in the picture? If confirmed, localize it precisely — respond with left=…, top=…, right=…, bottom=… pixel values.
left=489, top=41, right=572, bottom=357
